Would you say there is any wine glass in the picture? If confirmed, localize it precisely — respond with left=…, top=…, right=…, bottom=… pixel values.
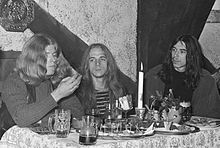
left=123, top=107, right=133, bottom=119
left=119, top=95, right=133, bottom=119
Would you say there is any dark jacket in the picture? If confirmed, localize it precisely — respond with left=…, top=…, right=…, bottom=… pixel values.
left=145, top=65, right=220, bottom=119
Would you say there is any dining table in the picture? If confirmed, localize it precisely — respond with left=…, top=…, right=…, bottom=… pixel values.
left=1, top=116, right=220, bottom=148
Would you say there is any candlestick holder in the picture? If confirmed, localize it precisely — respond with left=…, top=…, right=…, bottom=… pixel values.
left=135, top=107, right=146, bottom=120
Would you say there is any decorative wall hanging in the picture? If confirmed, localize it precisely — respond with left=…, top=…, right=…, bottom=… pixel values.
left=0, top=0, right=34, bottom=32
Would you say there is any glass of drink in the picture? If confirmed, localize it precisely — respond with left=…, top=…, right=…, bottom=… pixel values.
left=119, top=95, right=133, bottom=119
left=48, top=114, right=56, bottom=134
left=135, top=107, right=146, bottom=120
left=54, top=109, right=71, bottom=138
left=79, top=115, right=98, bottom=145
left=180, top=102, right=192, bottom=123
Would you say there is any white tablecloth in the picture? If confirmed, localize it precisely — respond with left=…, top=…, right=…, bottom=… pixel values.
left=1, top=124, right=220, bottom=148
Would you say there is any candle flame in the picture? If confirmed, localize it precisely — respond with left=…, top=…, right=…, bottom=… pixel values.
left=141, top=62, right=143, bottom=71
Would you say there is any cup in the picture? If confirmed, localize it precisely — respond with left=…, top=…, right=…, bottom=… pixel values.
left=79, top=115, right=98, bottom=145
left=181, top=106, right=192, bottom=123
left=48, top=109, right=71, bottom=138
left=135, top=107, right=146, bottom=120
left=164, top=121, right=172, bottom=130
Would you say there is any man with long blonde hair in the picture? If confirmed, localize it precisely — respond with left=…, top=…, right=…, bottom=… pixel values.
left=77, top=43, right=136, bottom=117
left=1, top=33, right=83, bottom=130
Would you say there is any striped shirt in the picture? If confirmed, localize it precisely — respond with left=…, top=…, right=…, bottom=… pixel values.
left=95, top=89, right=110, bottom=115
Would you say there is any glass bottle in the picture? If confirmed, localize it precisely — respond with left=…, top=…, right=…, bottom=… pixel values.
left=104, top=103, right=111, bottom=120
left=103, top=103, right=112, bottom=132
left=91, top=109, right=95, bottom=117
left=91, top=108, right=101, bottom=129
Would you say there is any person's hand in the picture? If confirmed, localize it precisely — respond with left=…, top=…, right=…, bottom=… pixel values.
left=51, top=74, right=82, bottom=102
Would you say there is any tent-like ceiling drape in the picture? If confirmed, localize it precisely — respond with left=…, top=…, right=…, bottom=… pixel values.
left=137, top=0, right=216, bottom=72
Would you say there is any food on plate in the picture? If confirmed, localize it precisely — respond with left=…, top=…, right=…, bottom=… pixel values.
left=189, top=117, right=208, bottom=126
left=187, top=117, right=220, bottom=128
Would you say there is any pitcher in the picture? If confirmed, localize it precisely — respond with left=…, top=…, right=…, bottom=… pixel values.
left=48, top=109, right=71, bottom=138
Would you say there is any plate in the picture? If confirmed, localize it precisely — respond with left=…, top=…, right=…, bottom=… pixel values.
left=154, top=123, right=199, bottom=135
left=155, top=128, right=189, bottom=135
left=186, top=116, right=220, bottom=130
left=98, top=123, right=155, bottom=140
left=98, top=130, right=154, bottom=140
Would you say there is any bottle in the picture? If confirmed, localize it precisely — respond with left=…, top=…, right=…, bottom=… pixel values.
left=91, top=108, right=101, bottom=128
left=104, top=103, right=111, bottom=120
left=91, top=109, right=96, bottom=117
left=104, top=104, right=112, bottom=133
left=168, top=89, right=174, bottom=100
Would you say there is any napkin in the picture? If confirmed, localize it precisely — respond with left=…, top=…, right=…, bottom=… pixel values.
left=119, top=95, right=132, bottom=110
left=143, top=123, right=154, bottom=135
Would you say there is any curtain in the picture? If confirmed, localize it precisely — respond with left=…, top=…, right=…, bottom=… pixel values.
left=137, top=0, right=216, bottom=72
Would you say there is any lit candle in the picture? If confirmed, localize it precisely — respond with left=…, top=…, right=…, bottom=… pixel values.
left=138, top=62, right=144, bottom=108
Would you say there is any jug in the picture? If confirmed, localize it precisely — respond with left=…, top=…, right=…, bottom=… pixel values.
left=48, top=109, right=71, bottom=138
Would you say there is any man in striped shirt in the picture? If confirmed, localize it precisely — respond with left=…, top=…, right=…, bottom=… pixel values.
left=77, top=43, right=137, bottom=118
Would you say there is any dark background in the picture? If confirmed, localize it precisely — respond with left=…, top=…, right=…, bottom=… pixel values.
left=137, top=0, right=216, bottom=72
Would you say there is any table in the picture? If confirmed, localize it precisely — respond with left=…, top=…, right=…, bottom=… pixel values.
left=1, top=124, right=220, bottom=148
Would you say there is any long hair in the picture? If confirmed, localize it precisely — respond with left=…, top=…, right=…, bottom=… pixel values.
left=16, top=33, right=60, bottom=85
left=158, top=35, right=203, bottom=90
left=79, top=43, right=124, bottom=105
left=50, top=52, right=78, bottom=88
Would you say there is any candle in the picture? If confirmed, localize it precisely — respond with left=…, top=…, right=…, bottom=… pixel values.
left=138, top=62, right=144, bottom=108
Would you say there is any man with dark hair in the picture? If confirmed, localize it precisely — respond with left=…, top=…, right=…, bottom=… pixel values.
left=145, top=35, right=220, bottom=118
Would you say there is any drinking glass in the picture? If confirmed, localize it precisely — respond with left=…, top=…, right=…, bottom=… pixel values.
left=164, top=120, right=172, bottom=130
left=181, top=106, right=192, bottom=123
left=119, top=95, right=133, bottom=119
left=48, top=114, right=56, bottom=134
left=50, top=109, right=71, bottom=138
left=135, top=107, right=146, bottom=120
left=123, top=108, right=132, bottom=119
left=79, top=115, right=98, bottom=145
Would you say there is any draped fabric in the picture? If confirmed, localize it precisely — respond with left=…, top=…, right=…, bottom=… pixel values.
left=137, top=0, right=216, bottom=72
left=2, top=125, right=220, bottom=148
